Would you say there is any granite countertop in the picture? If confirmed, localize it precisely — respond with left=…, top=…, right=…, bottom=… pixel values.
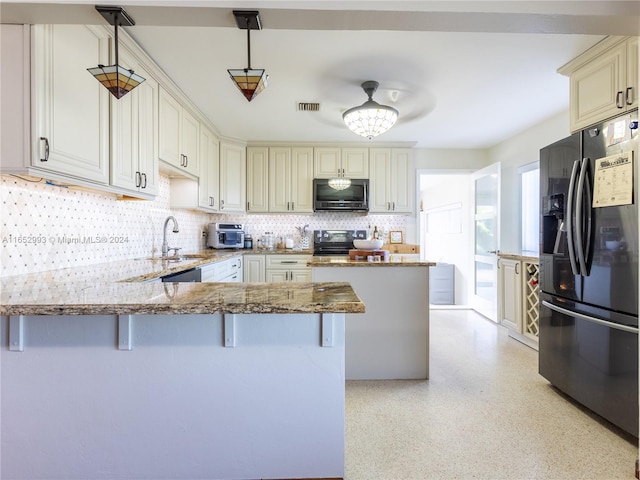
left=497, top=251, right=539, bottom=262
left=308, top=256, right=436, bottom=267
left=0, top=250, right=362, bottom=316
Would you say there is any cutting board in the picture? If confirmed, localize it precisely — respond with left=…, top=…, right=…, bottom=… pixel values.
left=349, top=249, right=390, bottom=261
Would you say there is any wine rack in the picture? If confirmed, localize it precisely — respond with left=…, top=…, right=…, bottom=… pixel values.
left=523, top=261, right=540, bottom=341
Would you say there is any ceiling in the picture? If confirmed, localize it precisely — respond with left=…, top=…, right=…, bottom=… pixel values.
left=3, top=1, right=640, bottom=149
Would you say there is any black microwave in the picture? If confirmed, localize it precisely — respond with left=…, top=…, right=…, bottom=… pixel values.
left=313, top=178, right=369, bottom=212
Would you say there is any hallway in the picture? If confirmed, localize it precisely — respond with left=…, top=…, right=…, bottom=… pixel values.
left=345, top=309, right=638, bottom=479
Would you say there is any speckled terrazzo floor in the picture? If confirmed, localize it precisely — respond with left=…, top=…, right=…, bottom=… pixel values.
left=345, top=309, right=638, bottom=480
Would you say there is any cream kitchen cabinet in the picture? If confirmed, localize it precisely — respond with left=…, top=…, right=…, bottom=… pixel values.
left=159, top=86, right=199, bottom=177
left=265, top=254, right=312, bottom=283
left=559, top=36, right=638, bottom=132
left=32, top=25, right=111, bottom=184
left=498, top=258, right=521, bottom=331
left=246, top=147, right=269, bottom=213
left=369, top=148, right=413, bottom=213
left=243, top=254, right=266, bottom=282
left=198, top=125, right=220, bottom=211
left=200, top=256, right=243, bottom=283
left=219, top=140, right=247, bottom=213
left=110, top=47, right=158, bottom=198
left=313, top=147, right=369, bottom=179
left=498, top=255, right=539, bottom=350
left=268, top=147, right=314, bottom=213
left=169, top=125, right=220, bottom=212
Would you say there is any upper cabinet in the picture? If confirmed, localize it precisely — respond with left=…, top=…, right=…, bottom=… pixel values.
left=32, top=25, right=111, bottom=184
left=198, top=125, right=220, bottom=211
left=313, top=147, right=369, bottom=179
left=369, top=148, right=413, bottom=213
left=559, top=36, right=638, bottom=132
left=268, top=146, right=314, bottom=213
left=219, top=140, right=247, bottom=213
left=1, top=24, right=162, bottom=200
left=246, top=146, right=269, bottom=213
left=110, top=46, right=158, bottom=197
left=159, top=87, right=199, bottom=177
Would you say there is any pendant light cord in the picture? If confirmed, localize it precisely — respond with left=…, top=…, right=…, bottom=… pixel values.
left=246, top=21, right=252, bottom=69
left=114, top=15, right=119, bottom=67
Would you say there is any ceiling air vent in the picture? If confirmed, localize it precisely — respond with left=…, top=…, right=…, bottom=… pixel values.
left=297, top=102, right=320, bottom=112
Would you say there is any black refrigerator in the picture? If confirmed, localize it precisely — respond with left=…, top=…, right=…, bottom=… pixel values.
left=539, top=111, right=639, bottom=437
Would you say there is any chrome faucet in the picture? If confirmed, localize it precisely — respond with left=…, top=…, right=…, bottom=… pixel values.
left=162, top=216, right=180, bottom=257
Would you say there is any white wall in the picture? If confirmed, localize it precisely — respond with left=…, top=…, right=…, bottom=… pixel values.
left=414, top=148, right=489, bottom=171
left=488, top=110, right=572, bottom=254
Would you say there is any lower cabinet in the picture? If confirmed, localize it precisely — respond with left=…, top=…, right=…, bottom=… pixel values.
left=266, top=254, right=312, bottom=282
left=243, top=254, right=266, bottom=282
left=200, top=256, right=243, bottom=283
left=498, top=256, right=539, bottom=350
left=243, top=254, right=311, bottom=283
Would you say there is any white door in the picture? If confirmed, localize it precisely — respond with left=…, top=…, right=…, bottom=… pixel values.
left=470, top=162, right=500, bottom=321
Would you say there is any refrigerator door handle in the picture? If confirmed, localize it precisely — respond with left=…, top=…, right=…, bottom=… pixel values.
left=542, top=300, right=639, bottom=334
left=575, top=158, right=590, bottom=275
left=583, top=159, right=593, bottom=275
left=566, top=159, right=580, bottom=275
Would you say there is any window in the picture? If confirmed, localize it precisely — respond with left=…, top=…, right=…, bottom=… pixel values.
left=519, top=163, right=539, bottom=254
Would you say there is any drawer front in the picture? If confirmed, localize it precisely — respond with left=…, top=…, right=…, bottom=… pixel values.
left=265, top=254, right=312, bottom=269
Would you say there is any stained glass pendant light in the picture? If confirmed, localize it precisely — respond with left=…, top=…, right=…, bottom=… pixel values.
left=343, top=81, right=399, bottom=139
left=228, top=10, right=268, bottom=102
left=87, top=6, right=145, bottom=99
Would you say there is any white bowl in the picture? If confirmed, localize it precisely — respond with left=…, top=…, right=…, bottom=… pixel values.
left=354, top=239, right=384, bottom=250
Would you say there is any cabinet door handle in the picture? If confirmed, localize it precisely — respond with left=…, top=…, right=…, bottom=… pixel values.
left=291, top=202, right=294, bottom=210
left=616, top=91, right=624, bottom=108
left=135, top=171, right=141, bottom=188
left=142, top=173, right=147, bottom=189
left=210, top=197, right=214, bottom=207
left=626, top=87, right=634, bottom=106
left=247, top=201, right=250, bottom=211
left=387, top=202, right=390, bottom=210
left=515, top=263, right=520, bottom=275
left=184, top=155, right=188, bottom=167
left=40, top=137, right=49, bottom=162
left=220, top=199, right=224, bottom=210
left=392, top=201, right=395, bottom=211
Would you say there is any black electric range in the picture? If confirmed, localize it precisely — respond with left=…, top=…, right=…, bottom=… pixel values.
left=313, top=229, right=367, bottom=256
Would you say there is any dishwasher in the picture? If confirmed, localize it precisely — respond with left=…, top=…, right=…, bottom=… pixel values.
left=161, top=268, right=202, bottom=283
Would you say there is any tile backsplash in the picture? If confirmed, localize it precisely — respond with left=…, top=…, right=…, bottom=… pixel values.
left=1, top=174, right=413, bottom=277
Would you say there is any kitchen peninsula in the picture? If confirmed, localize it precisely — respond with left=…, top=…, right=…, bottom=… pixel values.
left=0, top=256, right=364, bottom=480
left=310, top=256, right=434, bottom=380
